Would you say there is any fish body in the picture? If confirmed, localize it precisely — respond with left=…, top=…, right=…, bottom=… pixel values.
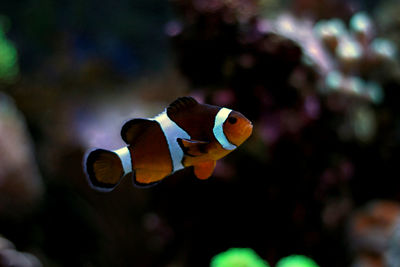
left=85, top=97, right=252, bottom=191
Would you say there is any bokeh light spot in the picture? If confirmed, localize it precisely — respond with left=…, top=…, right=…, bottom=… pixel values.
left=276, top=255, right=320, bottom=267
left=210, top=248, right=270, bottom=267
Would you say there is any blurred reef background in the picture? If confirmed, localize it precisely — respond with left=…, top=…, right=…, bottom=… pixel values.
left=0, top=0, right=400, bottom=266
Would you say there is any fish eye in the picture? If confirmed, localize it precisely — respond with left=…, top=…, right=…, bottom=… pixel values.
left=228, top=117, right=237, bottom=124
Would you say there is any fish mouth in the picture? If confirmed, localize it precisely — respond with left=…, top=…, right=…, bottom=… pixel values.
left=229, top=122, right=253, bottom=147
left=243, top=122, right=253, bottom=140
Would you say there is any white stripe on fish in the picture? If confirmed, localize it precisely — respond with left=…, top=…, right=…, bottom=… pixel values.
left=152, top=110, right=191, bottom=172
left=213, top=107, right=237, bottom=150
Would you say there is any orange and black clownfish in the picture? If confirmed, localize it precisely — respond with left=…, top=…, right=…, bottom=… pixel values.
left=84, top=96, right=253, bottom=191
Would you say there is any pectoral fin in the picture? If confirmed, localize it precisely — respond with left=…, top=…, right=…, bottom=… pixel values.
left=193, top=160, right=216, bottom=180
left=178, top=138, right=209, bottom=157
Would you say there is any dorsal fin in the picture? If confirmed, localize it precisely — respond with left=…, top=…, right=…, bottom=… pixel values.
left=167, top=96, right=198, bottom=115
left=121, top=118, right=158, bottom=144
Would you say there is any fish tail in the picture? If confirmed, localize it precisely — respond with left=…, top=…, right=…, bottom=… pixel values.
left=84, top=147, right=132, bottom=192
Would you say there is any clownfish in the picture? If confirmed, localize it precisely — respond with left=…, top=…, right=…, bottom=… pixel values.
left=84, top=97, right=252, bottom=191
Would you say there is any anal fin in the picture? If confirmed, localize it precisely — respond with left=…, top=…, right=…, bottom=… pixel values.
left=193, top=161, right=216, bottom=180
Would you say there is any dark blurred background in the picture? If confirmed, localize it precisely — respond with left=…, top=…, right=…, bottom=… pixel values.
left=0, top=0, right=400, bottom=266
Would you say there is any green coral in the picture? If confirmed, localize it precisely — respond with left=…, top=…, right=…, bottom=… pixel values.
left=276, top=255, right=319, bottom=267
left=210, top=248, right=270, bottom=267
left=0, top=16, right=18, bottom=82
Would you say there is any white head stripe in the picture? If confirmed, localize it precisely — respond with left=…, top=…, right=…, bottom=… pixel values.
left=113, top=146, right=132, bottom=174
left=152, top=110, right=190, bottom=172
left=213, top=107, right=237, bottom=150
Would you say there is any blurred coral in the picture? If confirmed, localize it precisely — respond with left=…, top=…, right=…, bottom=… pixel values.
left=210, top=248, right=270, bottom=267
left=0, top=93, right=43, bottom=218
left=276, top=255, right=320, bottom=267
left=386, top=216, right=400, bottom=267
left=0, top=17, right=18, bottom=83
left=0, top=236, right=42, bottom=267
left=348, top=200, right=400, bottom=267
